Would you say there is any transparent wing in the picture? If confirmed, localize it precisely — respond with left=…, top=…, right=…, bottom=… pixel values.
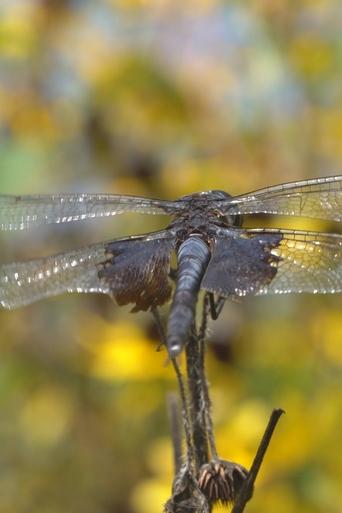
left=0, top=230, right=176, bottom=310
left=254, top=229, right=342, bottom=295
left=220, top=175, right=342, bottom=222
left=0, top=193, right=182, bottom=231
left=202, top=228, right=342, bottom=297
left=0, top=243, right=110, bottom=309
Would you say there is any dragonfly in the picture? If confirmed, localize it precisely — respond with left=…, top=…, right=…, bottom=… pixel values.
left=0, top=175, right=341, bottom=357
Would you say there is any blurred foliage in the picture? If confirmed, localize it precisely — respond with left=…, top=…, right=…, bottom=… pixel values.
left=0, top=1, right=341, bottom=512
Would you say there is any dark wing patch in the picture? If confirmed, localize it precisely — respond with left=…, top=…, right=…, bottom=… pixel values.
left=98, top=231, right=176, bottom=311
left=201, top=229, right=283, bottom=297
left=201, top=228, right=342, bottom=297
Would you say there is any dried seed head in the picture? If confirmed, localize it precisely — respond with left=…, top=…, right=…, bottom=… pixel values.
left=164, top=465, right=210, bottom=513
left=198, top=459, right=249, bottom=505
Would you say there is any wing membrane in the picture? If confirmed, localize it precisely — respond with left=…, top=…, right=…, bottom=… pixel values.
left=0, top=230, right=176, bottom=309
left=0, top=193, right=182, bottom=231
left=0, top=243, right=109, bottom=309
left=253, top=229, right=342, bottom=295
left=201, top=228, right=342, bottom=297
left=98, top=230, right=176, bottom=312
left=201, top=229, right=282, bottom=297
left=221, top=175, right=342, bottom=222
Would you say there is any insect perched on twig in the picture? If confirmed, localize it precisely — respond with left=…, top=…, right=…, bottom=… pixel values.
left=1, top=176, right=341, bottom=512
left=0, top=175, right=341, bottom=358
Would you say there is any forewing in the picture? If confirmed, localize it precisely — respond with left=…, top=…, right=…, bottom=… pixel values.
left=0, top=193, right=182, bottom=231
left=98, top=230, right=176, bottom=311
left=0, top=230, right=176, bottom=310
left=220, top=175, right=342, bottom=222
left=201, top=228, right=342, bottom=297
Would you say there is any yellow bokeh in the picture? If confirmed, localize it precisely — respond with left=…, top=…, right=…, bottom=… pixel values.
left=318, top=109, right=342, bottom=160
left=8, top=94, right=60, bottom=142
left=107, top=0, right=219, bottom=14
left=0, top=10, right=37, bottom=58
left=313, top=309, right=342, bottom=363
left=289, top=34, right=333, bottom=77
left=216, top=400, right=270, bottom=469
left=19, top=386, right=73, bottom=446
left=88, top=319, right=173, bottom=381
left=146, top=437, right=174, bottom=477
left=131, top=478, right=171, bottom=513
left=0, top=1, right=341, bottom=512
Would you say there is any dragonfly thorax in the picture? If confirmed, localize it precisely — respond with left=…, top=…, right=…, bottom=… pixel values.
left=172, top=190, right=242, bottom=235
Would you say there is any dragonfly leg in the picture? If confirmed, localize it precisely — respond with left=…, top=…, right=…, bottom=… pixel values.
left=208, top=293, right=226, bottom=320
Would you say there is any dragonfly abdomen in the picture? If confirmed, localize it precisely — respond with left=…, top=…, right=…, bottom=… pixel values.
left=167, top=236, right=211, bottom=357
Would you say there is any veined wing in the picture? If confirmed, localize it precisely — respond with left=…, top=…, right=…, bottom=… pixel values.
left=0, top=193, right=183, bottom=231
left=220, top=175, right=342, bottom=222
left=0, top=230, right=176, bottom=309
left=254, top=229, right=342, bottom=295
left=201, top=227, right=342, bottom=297
left=0, top=243, right=109, bottom=309
left=97, top=230, right=176, bottom=312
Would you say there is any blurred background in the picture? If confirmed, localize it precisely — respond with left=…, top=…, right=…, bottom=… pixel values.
left=0, top=1, right=341, bottom=512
